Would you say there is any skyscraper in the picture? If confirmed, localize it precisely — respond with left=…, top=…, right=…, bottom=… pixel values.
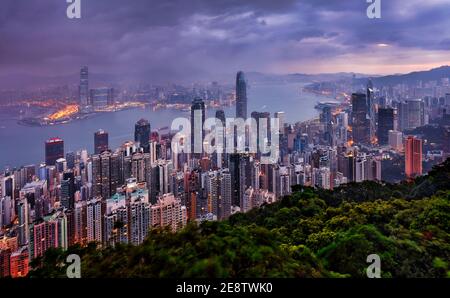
left=320, top=107, right=333, bottom=146
left=351, top=93, right=370, bottom=144
left=94, top=129, right=109, bottom=154
left=190, top=98, right=206, bottom=157
left=251, top=111, right=271, bottom=155
left=274, top=111, right=285, bottom=134
left=60, top=172, right=75, bottom=210
left=388, top=130, right=403, bottom=151
left=91, top=151, right=121, bottom=199
left=135, top=119, right=151, bottom=153
left=398, top=99, right=425, bottom=131
left=236, top=71, right=247, bottom=119
left=377, top=108, right=394, bottom=145
left=90, top=87, right=114, bottom=109
left=367, top=79, right=376, bottom=142
left=45, top=138, right=64, bottom=166
left=214, top=109, right=226, bottom=168
left=405, top=136, right=422, bottom=179
left=79, top=66, right=89, bottom=107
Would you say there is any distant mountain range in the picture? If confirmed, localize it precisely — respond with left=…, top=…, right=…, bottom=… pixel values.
left=245, top=71, right=372, bottom=84
left=355, top=65, right=450, bottom=86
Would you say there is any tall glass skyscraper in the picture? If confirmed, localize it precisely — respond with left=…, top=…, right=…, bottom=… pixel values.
left=190, top=98, right=205, bottom=156
left=94, top=129, right=109, bottom=154
left=377, top=108, right=394, bottom=145
left=235, top=71, right=247, bottom=119
left=351, top=93, right=370, bottom=145
left=134, top=119, right=151, bottom=153
left=45, top=138, right=64, bottom=166
left=79, top=66, right=89, bottom=107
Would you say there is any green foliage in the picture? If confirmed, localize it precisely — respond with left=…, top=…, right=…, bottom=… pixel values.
left=28, top=159, right=450, bottom=278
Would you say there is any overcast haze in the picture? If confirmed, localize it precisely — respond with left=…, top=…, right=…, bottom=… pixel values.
left=1, top=0, right=450, bottom=82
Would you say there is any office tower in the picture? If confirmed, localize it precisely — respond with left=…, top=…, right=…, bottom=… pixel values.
left=45, top=138, right=64, bottom=166
left=405, top=136, right=423, bottom=178
left=215, top=109, right=226, bottom=126
left=236, top=71, right=247, bottom=119
left=251, top=111, right=271, bottom=155
left=320, top=107, right=333, bottom=146
left=190, top=98, right=206, bottom=157
left=79, top=66, right=89, bottom=107
left=94, top=129, right=109, bottom=154
left=351, top=93, right=370, bottom=144
left=150, top=193, right=187, bottom=232
left=135, top=119, right=151, bottom=153
left=90, top=87, right=114, bottom=109
left=92, top=151, right=122, bottom=200
left=274, top=111, right=285, bottom=134
left=1, top=174, right=15, bottom=201
left=367, top=79, right=376, bottom=142
left=9, top=247, right=29, bottom=278
left=60, top=172, right=75, bottom=209
left=214, top=110, right=226, bottom=168
left=229, top=153, right=251, bottom=207
left=0, top=196, right=13, bottom=227
left=398, top=99, right=425, bottom=131
left=65, top=152, right=75, bottom=169
left=86, top=197, right=103, bottom=244
left=388, top=130, right=403, bottom=151
left=377, top=108, right=394, bottom=145
left=341, top=152, right=355, bottom=182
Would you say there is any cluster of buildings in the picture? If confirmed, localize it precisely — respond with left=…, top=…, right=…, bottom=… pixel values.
left=79, top=66, right=114, bottom=111
left=1, top=70, right=450, bottom=278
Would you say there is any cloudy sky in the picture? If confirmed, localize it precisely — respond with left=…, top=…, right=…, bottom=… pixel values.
left=1, top=0, right=450, bottom=82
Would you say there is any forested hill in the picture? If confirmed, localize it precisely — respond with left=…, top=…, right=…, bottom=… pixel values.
left=29, top=159, right=450, bottom=278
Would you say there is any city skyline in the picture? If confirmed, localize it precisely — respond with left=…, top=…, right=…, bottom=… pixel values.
left=1, top=0, right=450, bottom=282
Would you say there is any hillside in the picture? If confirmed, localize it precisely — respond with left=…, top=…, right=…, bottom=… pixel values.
left=357, top=65, right=450, bottom=86
left=28, top=159, right=450, bottom=278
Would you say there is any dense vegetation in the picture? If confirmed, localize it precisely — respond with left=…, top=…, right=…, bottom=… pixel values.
left=29, top=159, right=450, bottom=278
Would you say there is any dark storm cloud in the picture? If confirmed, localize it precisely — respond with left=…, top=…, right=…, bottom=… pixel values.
left=0, top=0, right=449, bottom=81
